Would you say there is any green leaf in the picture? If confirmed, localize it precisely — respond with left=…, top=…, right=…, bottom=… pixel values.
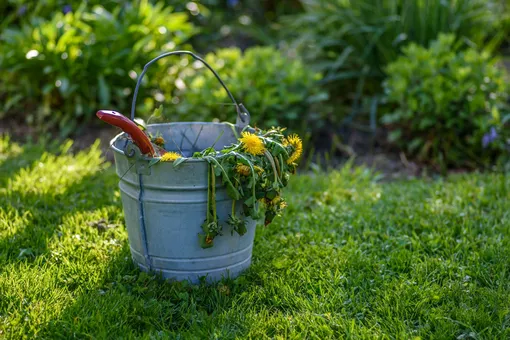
left=255, top=191, right=266, bottom=199
left=134, top=118, right=147, bottom=130
left=381, top=113, right=401, bottom=124
left=266, top=190, right=277, bottom=200
left=18, top=248, right=34, bottom=259
left=4, top=94, right=23, bottom=111
left=98, top=75, right=110, bottom=105
left=501, top=114, right=510, bottom=125
left=198, top=233, right=214, bottom=249
left=42, top=84, right=54, bottom=95
left=236, top=222, right=247, bottom=236
left=418, top=117, right=435, bottom=130
left=213, top=165, right=222, bottom=177
left=152, top=105, right=163, bottom=119
left=408, top=138, right=423, bottom=152
left=148, top=158, right=160, bottom=168
left=226, top=183, right=240, bottom=200
left=173, top=157, right=187, bottom=167
left=388, top=130, right=402, bottom=142
left=491, top=106, right=500, bottom=122
left=244, top=196, right=255, bottom=207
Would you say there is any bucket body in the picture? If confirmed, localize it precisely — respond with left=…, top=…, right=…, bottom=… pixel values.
left=111, top=122, right=256, bottom=283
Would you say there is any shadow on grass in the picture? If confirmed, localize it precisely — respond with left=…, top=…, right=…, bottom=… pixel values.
left=36, top=245, right=246, bottom=338
left=0, top=169, right=119, bottom=264
left=1, top=138, right=253, bottom=337
left=1, top=163, right=244, bottom=338
left=0, top=142, right=48, bottom=188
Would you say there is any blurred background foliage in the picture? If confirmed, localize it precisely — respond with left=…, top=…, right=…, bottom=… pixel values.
left=286, top=0, right=502, bottom=86
left=0, top=0, right=196, bottom=135
left=0, top=0, right=509, bottom=169
left=383, top=33, right=508, bottom=169
left=159, top=46, right=326, bottom=131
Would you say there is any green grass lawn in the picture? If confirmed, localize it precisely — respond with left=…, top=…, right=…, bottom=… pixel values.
left=1, top=136, right=509, bottom=339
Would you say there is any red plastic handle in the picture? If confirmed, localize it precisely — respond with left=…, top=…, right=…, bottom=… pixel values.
left=96, top=110, right=156, bottom=156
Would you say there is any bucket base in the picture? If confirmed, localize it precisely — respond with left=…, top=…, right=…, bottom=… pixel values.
left=134, top=255, right=252, bottom=284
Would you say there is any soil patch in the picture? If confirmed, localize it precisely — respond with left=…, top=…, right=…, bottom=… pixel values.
left=1, top=118, right=425, bottom=179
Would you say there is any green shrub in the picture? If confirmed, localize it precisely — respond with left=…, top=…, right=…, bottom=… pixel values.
left=0, top=0, right=128, bottom=31
left=0, top=0, right=195, bottom=135
left=494, top=1, right=510, bottom=56
left=163, top=46, right=326, bottom=132
left=382, top=33, right=508, bottom=168
left=286, top=0, right=501, bottom=95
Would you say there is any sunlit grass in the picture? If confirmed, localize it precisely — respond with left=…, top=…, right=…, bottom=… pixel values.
left=0, top=136, right=509, bottom=339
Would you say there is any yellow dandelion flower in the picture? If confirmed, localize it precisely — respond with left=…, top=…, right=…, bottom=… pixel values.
left=286, top=134, right=303, bottom=165
left=235, top=163, right=251, bottom=176
left=271, top=196, right=281, bottom=205
left=154, top=136, right=165, bottom=147
left=160, top=151, right=181, bottom=162
left=282, top=137, right=289, bottom=147
left=280, top=201, right=288, bottom=209
left=239, top=132, right=265, bottom=155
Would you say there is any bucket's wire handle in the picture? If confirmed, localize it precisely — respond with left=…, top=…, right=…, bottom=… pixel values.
left=130, top=50, right=250, bottom=127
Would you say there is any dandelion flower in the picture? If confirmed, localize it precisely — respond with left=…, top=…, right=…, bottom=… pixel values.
left=236, top=163, right=251, bottom=176
left=254, top=165, right=264, bottom=174
left=286, top=134, right=303, bottom=164
left=240, top=132, right=265, bottom=155
left=154, top=136, right=165, bottom=147
left=160, top=151, right=181, bottom=162
left=271, top=196, right=281, bottom=206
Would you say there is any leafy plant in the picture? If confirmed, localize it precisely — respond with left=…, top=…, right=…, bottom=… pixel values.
left=493, top=0, right=510, bottom=56
left=0, top=0, right=130, bottom=33
left=382, top=33, right=508, bottom=169
left=161, top=47, right=326, bottom=133
left=175, top=127, right=302, bottom=248
left=96, top=109, right=302, bottom=248
left=0, top=0, right=195, bottom=135
left=165, top=0, right=303, bottom=50
left=285, top=0, right=501, bottom=95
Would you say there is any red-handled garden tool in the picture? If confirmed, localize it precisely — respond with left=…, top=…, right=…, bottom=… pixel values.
left=96, top=110, right=164, bottom=157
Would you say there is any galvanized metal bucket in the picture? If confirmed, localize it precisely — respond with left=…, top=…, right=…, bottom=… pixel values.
left=110, top=51, right=256, bottom=283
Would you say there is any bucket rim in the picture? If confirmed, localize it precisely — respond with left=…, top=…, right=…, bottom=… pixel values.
left=110, top=121, right=240, bottom=162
